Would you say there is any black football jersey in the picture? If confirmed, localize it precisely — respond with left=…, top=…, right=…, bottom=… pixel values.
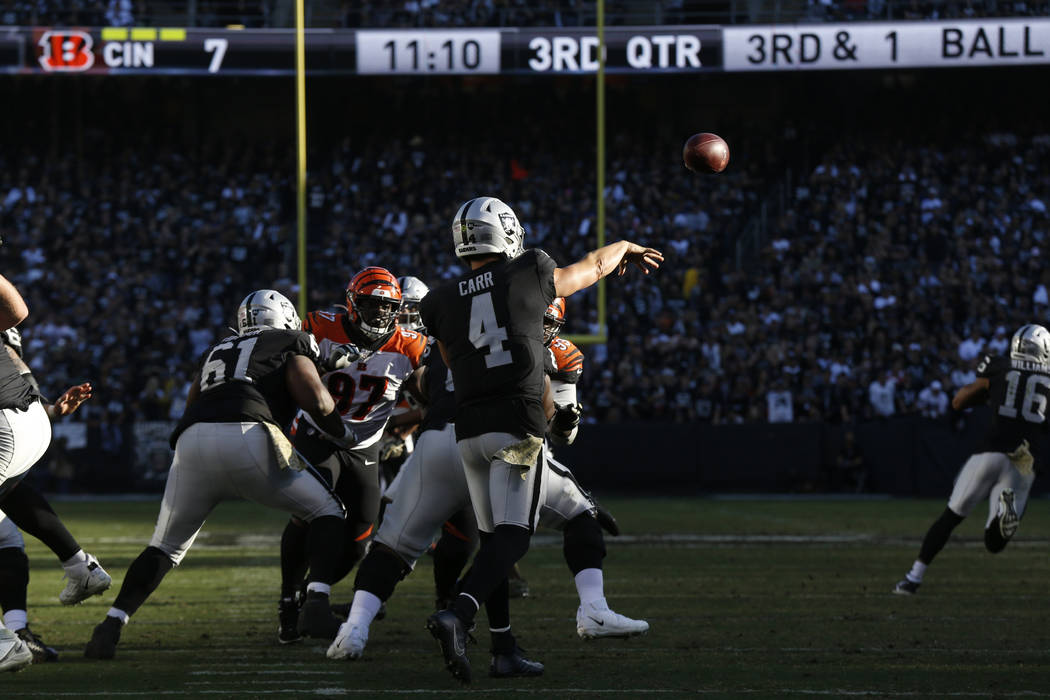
left=976, top=353, right=1050, bottom=465
left=418, top=346, right=456, bottom=434
left=171, top=328, right=320, bottom=447
left=0, top=338, right=38, bottom=411
left=420, top=249, right=557, bottom=440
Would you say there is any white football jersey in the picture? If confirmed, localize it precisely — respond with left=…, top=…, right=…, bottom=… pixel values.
left=296, top=310, right=427, bottom=449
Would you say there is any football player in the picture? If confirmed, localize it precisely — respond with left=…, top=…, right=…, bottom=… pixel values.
left=0, top=274, right=49, bottom=673
left=0, top=327, right=108, bottom=662
left=434, top=297, right=648, bottom=638
left=84, top=290, right=353, bottom=659
left=277, top=268, right=427, bottom=642
left=893, top=324, right=1050, bottom=595
left=418, top=196, right=661, bottom=682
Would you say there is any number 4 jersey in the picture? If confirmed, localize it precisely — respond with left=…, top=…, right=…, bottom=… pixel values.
left=420, top=249, right=557, bottom=441
left=977, top=353, right=1050, bottom=466
left=171, top=329, right=321, bottom=447
left=295, top=310, right=428, bottom=449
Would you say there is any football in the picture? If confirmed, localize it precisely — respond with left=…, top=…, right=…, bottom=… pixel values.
left=683, top=132, right=730, bottom=174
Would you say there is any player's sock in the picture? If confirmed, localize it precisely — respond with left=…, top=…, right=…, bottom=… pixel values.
left=916, top=507, right=964, bottom=568
left=305, top=515, right=344, bottom=587
left=111, top=546, right=175, bottom=618
left=905, top=560, right=927, bottom=584
left=432, top=523, right=474, bottom=603
left=353, top=544, right=409, bottom=602
left=106, top=608, right=130, bottom=625
left=455, top=525, right=531, bottom=625
left=574, top=568, right=606, bottom=607
left=563, top=513, right=606, bottom=575
left=280, top=518, right=310, bottom=597
left=1, top=483, right=81, bottom=561
left=61, top=549, right=89, bottom=569
left=484, top=577, right=511, bottom=632
left=0, top=548, right=29, bottom=621
left=2, top=609, right=27, bottom=632
left=347, top=589, right=383, bottom=629
left=306, top=582, right=331, bottom=596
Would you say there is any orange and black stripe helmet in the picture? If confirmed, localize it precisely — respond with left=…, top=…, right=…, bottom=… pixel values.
left=543, top=297, right=566, bottom=347
left=346, top=267, right=402, bottom=340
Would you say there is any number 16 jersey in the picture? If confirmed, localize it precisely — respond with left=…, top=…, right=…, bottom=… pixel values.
left=976, top=353, right=1050, bottom=466
left=420, top=249, right=557, bottom=441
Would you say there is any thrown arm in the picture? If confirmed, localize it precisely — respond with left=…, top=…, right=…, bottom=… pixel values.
left=553, top=241, right=663, bottom=299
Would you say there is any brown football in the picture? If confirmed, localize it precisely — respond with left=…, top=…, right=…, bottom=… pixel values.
left=683, top=133, right=729, bottom=174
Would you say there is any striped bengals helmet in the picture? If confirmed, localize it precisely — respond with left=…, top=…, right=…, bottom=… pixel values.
left=543, top=297, right=566, bottom=347
left=346, top=267, right=403, bottom=341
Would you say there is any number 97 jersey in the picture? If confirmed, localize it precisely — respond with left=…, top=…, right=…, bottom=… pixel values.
left=976, top=353, right=1050, bottom=466
left=298, top=311, right=428, bottom=449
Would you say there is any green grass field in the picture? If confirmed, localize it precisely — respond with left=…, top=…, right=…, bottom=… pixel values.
left=6, top=496, right=1050, bottom=698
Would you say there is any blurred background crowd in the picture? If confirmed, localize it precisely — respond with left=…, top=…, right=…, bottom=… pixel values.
left=3, top=0, right=1048, bottom=29
left=0, top=62, right=1046, bottom=490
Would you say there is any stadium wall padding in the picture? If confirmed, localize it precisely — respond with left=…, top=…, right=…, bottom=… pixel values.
left=556, top=408, right=1048, bottom=497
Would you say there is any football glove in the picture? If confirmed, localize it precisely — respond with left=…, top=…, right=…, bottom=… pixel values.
left=1007, top=439, right=1035, bottom=476
left=552, top=403, right=582, bottom=431
left=320, top=423, right=359, bottom=451
left=321, top=343, right=361, bottom=373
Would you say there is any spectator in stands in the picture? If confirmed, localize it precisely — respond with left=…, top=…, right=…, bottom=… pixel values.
left=869, top=370, right=897, bottom=418
left=917, top=380, right=949, bottom=419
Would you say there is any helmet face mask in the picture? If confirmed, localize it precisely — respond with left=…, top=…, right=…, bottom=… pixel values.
left=396, top=275, right=430, bottom=332
left=346, top=267, right=403, bottom=341
left=237, top=290, right=300, bottom=335
left=1010, top=324, right=1050, bottom=366
left=452, top=197, right=525, bottom=261
left=543, top=297, right=566, bottom=347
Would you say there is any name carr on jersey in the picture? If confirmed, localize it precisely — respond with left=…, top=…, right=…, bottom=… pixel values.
left=458, top=271, right=494, bottom=297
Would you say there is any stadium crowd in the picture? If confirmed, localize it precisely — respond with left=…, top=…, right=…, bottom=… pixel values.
left=0, top=82, right=1048, bottom=490
left=3, top=0, right=1047, bottom=28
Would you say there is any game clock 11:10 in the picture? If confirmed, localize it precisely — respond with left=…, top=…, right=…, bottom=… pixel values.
left=356, top=31, right=501, bottom=74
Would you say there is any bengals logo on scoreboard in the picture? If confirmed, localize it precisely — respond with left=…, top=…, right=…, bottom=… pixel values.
left=38, top=30, right=95, bottom=72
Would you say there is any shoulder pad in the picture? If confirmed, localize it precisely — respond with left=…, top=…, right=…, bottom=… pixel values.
left=303, top=310, right=352, bottom=343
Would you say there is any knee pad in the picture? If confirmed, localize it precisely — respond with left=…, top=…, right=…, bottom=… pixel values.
left=563, top=513, right=606, bottom=575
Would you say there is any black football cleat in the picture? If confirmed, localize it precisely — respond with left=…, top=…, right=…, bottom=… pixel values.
left=278, top=597, right=302, bottom=644
left=84, top=616, right=122, bottom=660
left=17, top=626, right=58, bottom=662
left=297, top=592, right=342, bottom=640
left=426, top=609, right=472, bottom=684
left=490, top=645, right=544, bottom=678
left=595, top=504, right=620, bottom=537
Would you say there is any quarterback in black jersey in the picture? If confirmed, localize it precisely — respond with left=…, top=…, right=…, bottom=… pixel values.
left=419, top=196, right=662, bottom=683
left=893, top=324, right=1050, bottom=596
left=84, top=290, right=354, bottom=660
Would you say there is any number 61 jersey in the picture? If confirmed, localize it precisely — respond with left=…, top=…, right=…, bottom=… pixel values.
left=296, top=310, right=428, bottom=449
left=976, top=352, right=1050, bottom=466
left=171, top=328, right=320, bottom=447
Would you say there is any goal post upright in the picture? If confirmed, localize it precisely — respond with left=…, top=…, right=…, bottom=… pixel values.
left=564, top=0, right=608, bottom=347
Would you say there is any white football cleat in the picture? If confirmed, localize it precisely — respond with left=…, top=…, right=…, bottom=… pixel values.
left=60, top=554, right=112, bottom=605
left=0, top=627, right=33, bottom=672
left=327, top=622, right=368, bottom=660
left=576, top=600, right=649, bottom=640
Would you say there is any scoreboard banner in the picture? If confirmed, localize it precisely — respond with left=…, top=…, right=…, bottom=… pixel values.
left=0, top=20, right=1048, bottom=76
left=724, top=18, right=1050, bottom=70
